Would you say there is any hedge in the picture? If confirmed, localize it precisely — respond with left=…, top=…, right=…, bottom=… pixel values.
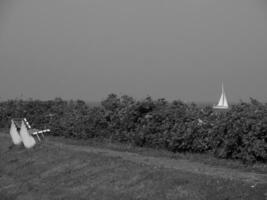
left=0, top=95, right=266, bottom=163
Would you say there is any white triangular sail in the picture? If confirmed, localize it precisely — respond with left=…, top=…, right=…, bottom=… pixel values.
left=9, top=120, right=22, bottom=145
left=20, top=121, right=36, bottom=148
left=218, top=92, right=224, bottom=106
left=214, top=82, right=229, bottom=109
left=222, top=90, right=229, bottom=108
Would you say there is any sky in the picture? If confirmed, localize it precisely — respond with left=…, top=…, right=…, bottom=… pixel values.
left=0, top=0, right=267, bottom=103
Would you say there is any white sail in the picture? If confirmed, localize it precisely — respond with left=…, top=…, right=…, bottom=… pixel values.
left=222, top=90, right=229, bottom=107
left=20, top=121, right=36, bottom=148
left=9, top=120, right=22, bottom=145
left=213, top=82, right=229, bottom=109
left=218, top=92, right=224, bottom=106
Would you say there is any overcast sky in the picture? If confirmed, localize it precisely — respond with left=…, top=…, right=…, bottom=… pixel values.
left=0, top=0, right=267, bottom=103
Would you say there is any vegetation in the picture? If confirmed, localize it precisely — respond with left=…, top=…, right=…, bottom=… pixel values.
left=0, top=94, right=266, bottom=163
left=1, top=135, right=265, bottom=200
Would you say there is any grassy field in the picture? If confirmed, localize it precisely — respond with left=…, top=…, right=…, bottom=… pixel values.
left=0, top=133, right=267, bottom=200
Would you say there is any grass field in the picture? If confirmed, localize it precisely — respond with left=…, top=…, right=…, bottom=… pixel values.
left=0, top=133, right=267, bottom=200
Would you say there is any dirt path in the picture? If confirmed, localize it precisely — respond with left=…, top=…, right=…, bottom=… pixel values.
left=44, top=138, right=267, bottom=185
left=1, top=134, right=267, bottom=185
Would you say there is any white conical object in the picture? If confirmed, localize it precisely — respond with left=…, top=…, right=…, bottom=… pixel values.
left=213, top=82, right=229, bottom=109
left=9, top=120, right=22, bottom=145
left=20, top=121, right=36, bottom=148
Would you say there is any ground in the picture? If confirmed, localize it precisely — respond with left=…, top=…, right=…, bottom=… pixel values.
left=0, top=133, right=267, bottom=200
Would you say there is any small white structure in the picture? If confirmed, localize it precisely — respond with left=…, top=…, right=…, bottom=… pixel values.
left=20, top=121, right=36, bottom=149
left=12, top=118, right=50, bottom=142
left=9, top=120, right=22, bottom=145
left=213, top=82, right=229, bottom=110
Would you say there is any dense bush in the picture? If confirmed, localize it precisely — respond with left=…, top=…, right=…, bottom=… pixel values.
left=0, top=95, right=266, bottom=163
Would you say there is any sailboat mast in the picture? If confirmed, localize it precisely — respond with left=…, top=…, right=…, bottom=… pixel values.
left=221, top=82, right=225, bottom=105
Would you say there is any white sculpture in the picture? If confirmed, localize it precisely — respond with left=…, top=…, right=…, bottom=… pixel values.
left=20, top=120, right=36, bottom=148
left=9, top=120, right=22, bottom=145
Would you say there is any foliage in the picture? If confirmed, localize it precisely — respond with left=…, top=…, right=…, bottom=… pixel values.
left=0, top=96, right=266, bottom=163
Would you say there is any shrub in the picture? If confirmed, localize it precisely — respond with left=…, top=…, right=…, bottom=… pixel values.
left=0, top=95, right=266, bottom=163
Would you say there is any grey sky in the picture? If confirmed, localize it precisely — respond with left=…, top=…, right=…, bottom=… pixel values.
left=0, top=0, right=267, bottom=102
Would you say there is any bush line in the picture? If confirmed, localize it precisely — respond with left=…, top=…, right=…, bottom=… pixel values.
left=0, top=94, right=266, bottom=163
